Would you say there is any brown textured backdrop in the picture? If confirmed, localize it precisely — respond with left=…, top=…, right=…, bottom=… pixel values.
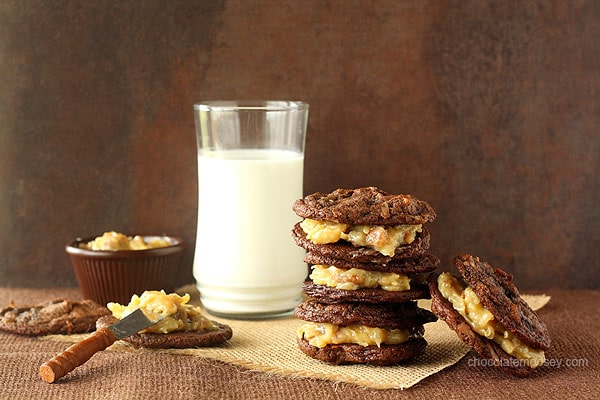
left=0, top=1, right=598, bottom=290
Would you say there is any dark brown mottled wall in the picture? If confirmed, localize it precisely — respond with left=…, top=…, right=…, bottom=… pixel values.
left=0, top=0, right=598, bottom=290
left=430, top=2, right=599, bottom=290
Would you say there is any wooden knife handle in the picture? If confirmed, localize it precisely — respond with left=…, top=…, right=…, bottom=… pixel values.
left=39, top=327, right=117, bottom=383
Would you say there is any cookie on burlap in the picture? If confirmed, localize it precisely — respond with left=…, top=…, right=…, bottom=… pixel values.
left=96, top=315, right=232, bottom=349
left=428, top=254, right=551, bottom=377
left=0, top=299, right=110, bottom=336
left=292, top=223, right=431, bottom=263
left=292, top=187, right=436, bottom=225
left=295, top=300, right=436, bottom=329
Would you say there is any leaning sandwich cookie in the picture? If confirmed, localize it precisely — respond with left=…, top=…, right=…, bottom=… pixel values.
left=428, top=254, right=550, bottom=377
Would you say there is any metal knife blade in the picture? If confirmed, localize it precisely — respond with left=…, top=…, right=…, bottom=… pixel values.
left=109, top=308, right=159, bottom=339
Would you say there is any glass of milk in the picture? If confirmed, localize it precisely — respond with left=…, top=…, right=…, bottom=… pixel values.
left=193, top=101, right=309, bottom=318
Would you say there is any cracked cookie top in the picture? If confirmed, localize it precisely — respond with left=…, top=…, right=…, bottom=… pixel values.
left=292, top=187, right=436, bottom=225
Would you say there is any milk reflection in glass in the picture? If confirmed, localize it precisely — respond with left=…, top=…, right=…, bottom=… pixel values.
left=193, top=101, right=309, bottom=318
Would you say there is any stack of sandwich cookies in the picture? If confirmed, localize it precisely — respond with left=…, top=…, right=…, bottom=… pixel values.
left=428, top=254, right=551, bottom=377
left=292, top=187, right=439, bottom=365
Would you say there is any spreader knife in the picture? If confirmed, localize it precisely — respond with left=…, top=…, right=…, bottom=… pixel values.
left=40, top=308, right=160, bottom=383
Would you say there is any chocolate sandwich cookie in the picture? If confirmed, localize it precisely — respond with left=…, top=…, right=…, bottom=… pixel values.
left=295, top=300, right=437, bottom=329
left=295, top=301, right=434, bottom=365
left=302, top=254, right=438, bottom=303
left=96, top=315, right=232, bottom=349
left=304, top=252, right=440, bottom=274
left=292, top=187, right=436, bottom=226
left=302, top=281, right=431, bottom=303
left=292, top=223, right=431, bottom=263
left=428, top=254, right=551, bottom=377
left=0, top=299, right=110, bottom=336
left=296, top=337, right=428, bottom=366
left=292, top=187, right=435, bottom=262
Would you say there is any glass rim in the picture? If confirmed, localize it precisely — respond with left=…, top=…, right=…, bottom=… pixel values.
left=194, top=100, right=308, bottom=112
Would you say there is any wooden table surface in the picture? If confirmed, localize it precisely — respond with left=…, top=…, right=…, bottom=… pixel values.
left=0, top=287, right=598, bottom=400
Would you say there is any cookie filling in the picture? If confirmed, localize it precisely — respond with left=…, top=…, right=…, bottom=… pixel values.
left=297, top=322, right=411, bottom=348
left=310, top=265, right=410, bottom=291
left=108, top=290, right=217, bottom=334
left=437, top=272, right=545, bottom=368
left=83, top=231, right=171, bottom=251
left=300, top=218, right=422, bottom=256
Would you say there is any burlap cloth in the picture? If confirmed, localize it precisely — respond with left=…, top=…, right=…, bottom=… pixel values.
left=42, top=286, right=551, bottom=390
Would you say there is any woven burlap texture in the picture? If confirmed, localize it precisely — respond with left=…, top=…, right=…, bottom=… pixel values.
left=43, top=294, right=550, bottom=390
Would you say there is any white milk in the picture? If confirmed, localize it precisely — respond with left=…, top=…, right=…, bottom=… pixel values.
left=194, top=149, right=307, bottom=316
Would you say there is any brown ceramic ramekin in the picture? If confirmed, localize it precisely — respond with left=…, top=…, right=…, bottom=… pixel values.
left=66, top=235, right=184, bottom=305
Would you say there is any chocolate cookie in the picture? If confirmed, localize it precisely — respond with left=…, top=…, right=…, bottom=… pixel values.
left=428, top=254, right=551, bottom=377
left=0, top=299, right=110, bottom=336
left=96, top=315, right=232, bottom=349
left=302, top=281, right=431, bottom=303
left=453, top=254, right=550, bottom=350
left=292, top=223, right=431, bottom=263
left=296, top=337, right=428, bottom=366
left=304, top=252, right=440, bottom=274
left=292, top=187, right=436, bottom=225
left=295, top=300, right=436, bottom=329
